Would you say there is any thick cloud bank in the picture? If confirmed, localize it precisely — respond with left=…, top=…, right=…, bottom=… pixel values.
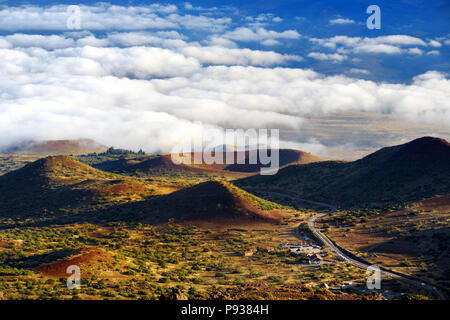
left=0, top=4, right=449, bottom=154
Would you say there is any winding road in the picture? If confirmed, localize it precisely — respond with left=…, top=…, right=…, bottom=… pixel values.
left=251, top=189, right=446, bottom=300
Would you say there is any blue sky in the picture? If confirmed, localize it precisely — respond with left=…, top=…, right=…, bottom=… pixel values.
left=2, top=0, right=449, bottom=82
left=0, top=1, right=449, bottom=158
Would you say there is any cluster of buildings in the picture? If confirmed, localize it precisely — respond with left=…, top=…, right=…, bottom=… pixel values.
left=280, top=243, right=322, bottom=254
left=243, top=243, right=326, bottom=265
left=279, top=243, right=324, bottom=264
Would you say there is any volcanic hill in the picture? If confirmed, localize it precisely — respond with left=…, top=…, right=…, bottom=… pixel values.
left=238, top=137, right=450, bottom=208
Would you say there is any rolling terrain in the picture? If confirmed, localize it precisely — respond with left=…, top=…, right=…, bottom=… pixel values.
left=0, top=136, right=448, bottom=300
left=0, top=156, right=155, bottom=218
left=1, top=139, right=107, bottom=156
left=102, top=180, right=292, bottom=225
left=91, top=149, right=322, bottom=178
left=318, top=193, right=450, bottom=295
left=237, top=137, right=450, bottom=208
left=0, top=155, right=292, bottom=226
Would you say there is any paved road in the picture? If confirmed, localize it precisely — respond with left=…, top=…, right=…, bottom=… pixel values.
left=252, top=189, right=446, bottom=300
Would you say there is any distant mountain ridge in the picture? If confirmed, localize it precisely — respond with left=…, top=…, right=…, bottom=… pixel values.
left=1, top=139, right=107, bottom=155
left=100, top=149, right=323, bottom=176
left=1, top=137, right=448, bottom=220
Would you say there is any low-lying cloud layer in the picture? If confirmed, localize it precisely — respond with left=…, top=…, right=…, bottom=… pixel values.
left=0, top=3, right=449, bottom=157
left=0, top=4, right=230, bottom=32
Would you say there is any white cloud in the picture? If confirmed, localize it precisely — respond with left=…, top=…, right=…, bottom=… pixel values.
left=329, top=18, right=355, bottom=25
left=0, top=4, right=448, bottom=155
left=426, top=50, right=440, bottom=56
left=0, top=45, right=201, bottom=78
left=155, top=30, right=187, bottom=40
left=261, top=39, right=281, bottom=46
left=347, top=68, right=371, bottom=75
left=428, top=40, right=442, bottom=47
left=1, top=48, right=449, bottom=153
left=0, top=32, right=303, bottom=68
left=374, top=35, right=427, bottom=46
left=3, top=34, right=75, bottom=50
left=0, top=72, right=305, bottom=152
left=167, top=14, right=231, bottom=32
left=0, top=4, right=229, bottom=31
left=245, top=13, right=283, bottom=26
left=0, top=32, right=302, bottom=73
left=224, top=27, right=300, bottom=42
left=206, top=36, right=238, bottom=48
left=311, top=35, right=431, bottom=55
left=279, top=138, right=327, bottom=156
left=310, top=36, right=360, bottom=49
left=178, top=46, right=302, bottom=66
left=353, top=44, right=400, bottom=54
left=307, top=52, right=347, bottom=62
left=407, top=47, right=423, bottom=55
left=150, top=4, right=178, bottom=14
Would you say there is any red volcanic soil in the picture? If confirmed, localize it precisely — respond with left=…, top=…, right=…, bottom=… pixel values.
left=3, top=139, right=106, bottom=155
left=0, top=155, right=160, bottom=217
left=173, top=149, right=322, bottom=173
left=136, top=181, right=288, bottom=225
left=109, top=149, right=322, bottom=178
left=419, top=194, right=450, bottom=208
left=123, top=154, right=205, bottom=175
left=75, top=179, right=153, bottom=196
left=181, top=217, right=282, bottom=231
left=35, top=247, right=113, bottom=278
left=0, top=241, right=11, bottom=249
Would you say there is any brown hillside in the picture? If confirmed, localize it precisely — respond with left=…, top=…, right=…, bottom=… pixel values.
left=188, top=149, right=322, bottom=173
left=106, top=181, right=289, bottom=224
left=319, top=193, right=450, bottom=292
left=35, top=247, right=113, bottom=278
left=239, top=137, right=450, bottom=208
left=2, top=139, right=106, bottom=155
left=115, top=149, right=322, bottom=177
left=0, top=156, right=154, bottom=217
left=123, top=154, right=204, bottom=175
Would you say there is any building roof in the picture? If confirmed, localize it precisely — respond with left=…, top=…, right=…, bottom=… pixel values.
left=310, top=253, right=324, bottom=260
left=242, top=282, right=268, bottom=289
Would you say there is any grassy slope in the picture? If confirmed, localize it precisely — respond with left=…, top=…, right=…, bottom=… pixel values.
left=318, top=194, right=450, bottom=293
left=87, top=149, right=322, bottom=177
left=0, top=155, right=292, bottom=226
left=0, top=156, right=155, bottom=218
left=98, top=180, right=292, bottom=224
left=238, top=137, right=450, bottom=208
